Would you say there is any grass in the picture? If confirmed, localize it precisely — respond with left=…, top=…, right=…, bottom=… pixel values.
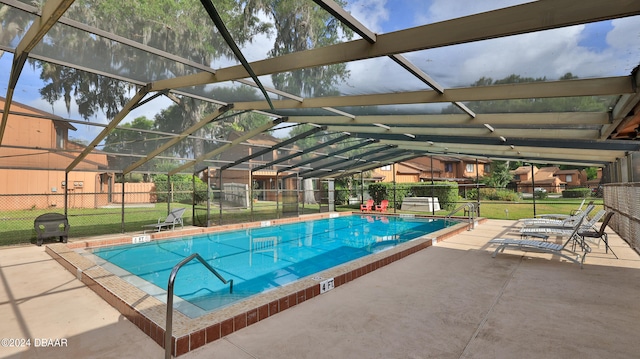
left=0, top=197, right=601, bottom=247
left=0, top=201, right=322, bottom=246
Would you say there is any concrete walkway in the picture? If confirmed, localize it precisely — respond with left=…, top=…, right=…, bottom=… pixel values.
left=1, top=220, right=639, bottom=358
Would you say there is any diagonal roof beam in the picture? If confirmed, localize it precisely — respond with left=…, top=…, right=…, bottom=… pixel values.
left=151, top=0, right=640, bottom=91
left=279, top=139, right=378, bottom=173
left=252, top=134, right=351, bottom=172
left=169, top=117, right=287, bottom=175
left=333, top=153, right=424, bottom=179
left=296, top=148, right=408, bottom=179
left=123, top=104, right=234, bottom=175
left=305, top=2, right=472, bottom=120
left=390, top=54, right=479, bottom=117
left=311, top=0, right=376, bottom=43
left=601, top=67, right=640, bottom=139
left=389, top=55, right=444, bottom=94
left=293, top=144, right=398, bottom=178
left=0, top=0, right=75, bottom=145
left=66, top=85, right=151, bottom=172
left=199, top=0, right=274, bottom=110
left=220, top=125, right=327, bottom=171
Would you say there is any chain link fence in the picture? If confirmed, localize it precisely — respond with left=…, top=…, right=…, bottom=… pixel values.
left=0, top=174, right=613, bottom=247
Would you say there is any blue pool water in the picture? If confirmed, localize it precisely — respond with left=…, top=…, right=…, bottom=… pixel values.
left=92, top=215, right=449, bottom=316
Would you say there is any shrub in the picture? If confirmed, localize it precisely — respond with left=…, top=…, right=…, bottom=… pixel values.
left=478, top=188, right=520, bottom=201
left=533, top=189, right=548, bottom=199
left=334, top=184, right=350, bottom=205
left=153, top=174, right=208, bottom=203
left=562, top=188, right=591, bottom=198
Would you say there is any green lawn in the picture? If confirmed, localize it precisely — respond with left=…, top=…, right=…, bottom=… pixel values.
left=0, top=201, right=322, bottom=246
left=1, top=198, right=600, bottom=247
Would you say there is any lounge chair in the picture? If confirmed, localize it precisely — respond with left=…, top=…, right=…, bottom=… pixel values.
left=579, top=211, right=617, bottom=259
left=375, top=199, right=389, bottom=212
left=535, top=199, right=586, bottom=219
left=520, top=202, right=594, bottom=228
left=520, top=209, right=605, bottom=238
left=143, top=207, right=186, bottom=233
left=360, top=199, right=374, bottom=211
left=489, top=217, right=590, bottom=268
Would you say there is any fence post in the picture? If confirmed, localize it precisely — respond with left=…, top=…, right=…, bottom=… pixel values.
left=531, top=163, right=536, bottom=217
left=393, top=164, right=397, bottom=214
left=121, top=173, right=126, bottom=233
left=64, top=171, right=69, bottom=216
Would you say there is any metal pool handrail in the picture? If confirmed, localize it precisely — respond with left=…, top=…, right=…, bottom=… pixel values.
left=165, top=253, right=233, bottom=359
left=446, top=203, right=477, bottom=230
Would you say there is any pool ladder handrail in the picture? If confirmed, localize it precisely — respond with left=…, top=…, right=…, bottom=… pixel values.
left=445, top=203, right=477, bottom=230
left=165, top=253, right=233, bottom=359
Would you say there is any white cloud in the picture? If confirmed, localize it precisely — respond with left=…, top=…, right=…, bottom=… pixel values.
left=421, top=0, right=534, bottom=24
left=346, top=0, right=389, bottom=33
left=340, top=1, right=638, bottom=93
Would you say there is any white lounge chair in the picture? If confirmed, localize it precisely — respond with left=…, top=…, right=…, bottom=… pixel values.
left=143, top=207, right=186, bottom=233
left=520, top=203, right=594, bottom=228
left=519, top=209, right=606, bottom=238
left=535, top=199, right=586, bottom=220
left=489, top=217, right=590, bottom=268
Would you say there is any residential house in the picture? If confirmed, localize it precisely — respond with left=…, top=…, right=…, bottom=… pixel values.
left=510, top=166, right=564, bottom=193
left=554, top=169, right=588, bottom=189
left=0, top=98, right=112, bottom=210
left=370, top=156, right=491, bottom=185
left=211, top=132, right=297, bottom=201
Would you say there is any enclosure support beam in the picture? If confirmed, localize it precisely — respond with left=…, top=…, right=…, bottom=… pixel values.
left=531, top=163, right=537, bottom=217
left=121, top=174, right=126, bottom=234
left=169, top=118, right=287, bottom=175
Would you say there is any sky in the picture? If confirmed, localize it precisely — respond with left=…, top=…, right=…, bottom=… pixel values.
left=1, top=0, right=639, bottom=142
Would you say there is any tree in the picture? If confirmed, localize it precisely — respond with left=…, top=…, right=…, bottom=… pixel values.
left=247, top=0, right=352, bottom=97
left=27, top=0, right=352, bottom=168
left=481, top=160, right=512, bottom=188
left=442, top=73, right=610, bottom=114
left=585, top=167, right=598, bottom=180
left=103, top=116, right=158, bottom=170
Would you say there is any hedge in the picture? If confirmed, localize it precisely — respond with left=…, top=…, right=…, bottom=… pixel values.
left=153, top=174, right=209, bottom=203
left=562, top=188, right=591, bottom=198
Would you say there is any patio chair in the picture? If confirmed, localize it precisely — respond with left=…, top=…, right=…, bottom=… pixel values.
left=520, top=202, right=594, bottom=228
left=360, top=199, right=374, bottom=211
left=143, top=207, right=186, bottom=233
left=375, top=199, right=389, bottom=212
left=579, top=211, right=617, bottom=259
left=489, top=217, right=590, bottom=268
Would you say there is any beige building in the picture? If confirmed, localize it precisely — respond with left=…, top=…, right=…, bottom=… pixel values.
left=371, top=156, right=491, bottom=184
left=0, top=98, right=113, bottom=210
left=510, top=166, right=588, bottom=193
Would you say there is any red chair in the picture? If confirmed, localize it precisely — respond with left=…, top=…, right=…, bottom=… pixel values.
left=375, top=199, right=389, bottom=212
left=360, top=199, right=374, bottom=211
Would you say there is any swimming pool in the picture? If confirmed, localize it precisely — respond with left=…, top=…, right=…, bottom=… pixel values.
left=91, top=215, right=450, bottom=317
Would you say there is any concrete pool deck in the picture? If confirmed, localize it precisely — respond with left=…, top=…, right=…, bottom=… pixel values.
left=1, top=219, right=639, bottom=358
